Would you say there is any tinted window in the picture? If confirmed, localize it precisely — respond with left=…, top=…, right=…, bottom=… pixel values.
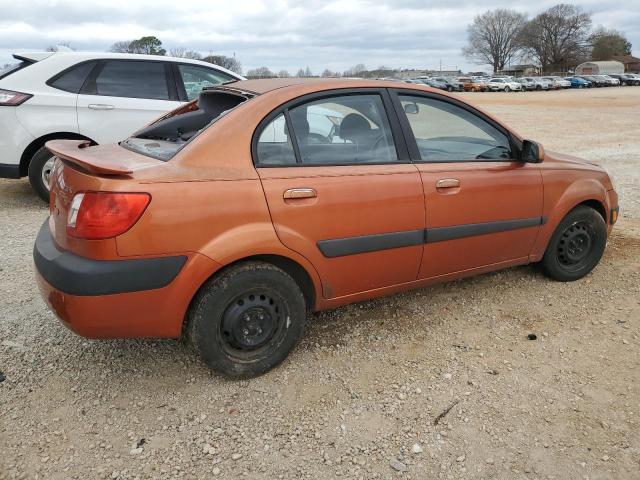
left=0, top=60, right=33, bottom=80
left=49, top=61, right=96, bottom=93
left=288, top=94, right=398, bottom=165
left=93, top=61, right=169, bottom=100
left=256, top=114, right=297, bottom=165
left=178, top=64, right=234, bottom=101
left=399, top=95, right=512, bottom=161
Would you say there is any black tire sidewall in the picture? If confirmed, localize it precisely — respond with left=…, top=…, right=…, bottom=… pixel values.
left=189, top=262, right=306, bottom=378
left=28, top=146, right=55, bottom=203
left=541, top=206, right=607, bottom=281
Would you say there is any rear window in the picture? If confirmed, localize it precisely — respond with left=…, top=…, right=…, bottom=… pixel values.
left=0, top=60, right=34, bottom=80
left=48, top=61, right=96, bottom=93
left=87, top=60, right=170, bottom=100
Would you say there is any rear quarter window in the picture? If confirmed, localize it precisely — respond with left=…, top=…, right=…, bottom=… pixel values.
left=47, top=61, right=97, bottom=93
left=0, top=60, right=34, bottom=80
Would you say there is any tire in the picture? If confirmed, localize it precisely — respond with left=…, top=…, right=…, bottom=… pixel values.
left=447, top=86, right=453, bottom=92
left=28, top=146, right=56, bottom=203
left=504, top=86, right=510, bottom=92
left=540, top=206, right=607, bottom=282
left=188, top=261, right=307, bottom=378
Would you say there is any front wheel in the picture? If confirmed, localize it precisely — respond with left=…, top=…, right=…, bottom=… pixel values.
left=188, top=262, right=307, bottom=378
left=540, top=206, right=607, bottom=282
left=28, top=146, right=56, bottom=203
left=504, top=86, right=511, bottom=92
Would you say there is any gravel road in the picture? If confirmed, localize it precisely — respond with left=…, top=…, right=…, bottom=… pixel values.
left=1, top=87, right=639, bottom=480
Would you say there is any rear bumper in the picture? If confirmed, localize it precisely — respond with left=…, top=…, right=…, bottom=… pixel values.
left=0, top=163, right=21, bottom=179
left=33, top=220, right=222, bottom=338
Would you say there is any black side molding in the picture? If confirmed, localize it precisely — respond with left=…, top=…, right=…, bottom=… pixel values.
left=0, top=163, right=21, bottom=179
left=317, top=217, right=546, bottom=258
left=317, top=229, right=425, bottom=258
left=426, top=217, right=546, bottom=243
left=34, top=220, right=186, bottom=296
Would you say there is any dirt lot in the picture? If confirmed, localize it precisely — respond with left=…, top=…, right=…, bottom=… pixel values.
left=1, top=87, right=639, bottom=480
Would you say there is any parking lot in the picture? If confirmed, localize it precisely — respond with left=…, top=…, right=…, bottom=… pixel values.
left=1, top=87, right=639, bottom=479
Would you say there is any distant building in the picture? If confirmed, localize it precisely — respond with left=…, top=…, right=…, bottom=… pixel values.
left=610, top=55, right=640, bottom=73
left=575, top=61, right=624, bottom=75
left=497, top=64, right=540, bottom=77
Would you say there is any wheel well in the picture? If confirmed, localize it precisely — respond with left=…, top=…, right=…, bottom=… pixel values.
left=578, top=199, right=606, bottom=222
left=19, top=132, right=96, bottom=176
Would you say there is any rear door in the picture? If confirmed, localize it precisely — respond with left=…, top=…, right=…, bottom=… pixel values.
left=256, top=90, right=425, bottom=299
left=77, top=59, right=180, bottom=144
left=391, top=90, right=543, bottom=279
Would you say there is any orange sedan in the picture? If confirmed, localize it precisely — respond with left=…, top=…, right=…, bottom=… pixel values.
left=35, top=79, right=619, bottom=377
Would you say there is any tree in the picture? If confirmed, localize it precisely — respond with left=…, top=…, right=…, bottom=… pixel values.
left=462, top=9, right=526, bottom=73
left=343, top=64, right=367, bottom=77
left=109, top=40, right=133, bottom=53
left=46, top=43, right=74, bottom=52
left=246, top=66, right=274, bottom=78
left=169, top=48, right=202, bottom=60
left=202, top=55, right=242, bottom=74
left=520, top=4, right=592, bottom=72
left=321, top=68, right=336, bottom=77
left=590, top=28, right=632, bottom=60
left=128, top=36, right=166, bottom=55
left=277, top=69, right=290, bottom=78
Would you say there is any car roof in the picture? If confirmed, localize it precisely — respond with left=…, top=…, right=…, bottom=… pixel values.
left=12, top=51, right=244, bottom=79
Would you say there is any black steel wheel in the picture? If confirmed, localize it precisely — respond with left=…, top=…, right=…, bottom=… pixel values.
left=541, top=206, right=607, bottom=281
left=189, top=262, right=306, bottom=378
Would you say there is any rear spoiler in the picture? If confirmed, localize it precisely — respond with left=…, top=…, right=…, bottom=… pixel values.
left=13, top=52, right=55, bottom=63
left=45, top=140, right=161, bottom=176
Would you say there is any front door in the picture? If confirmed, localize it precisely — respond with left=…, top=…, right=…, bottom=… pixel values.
left=77, top=59, right=180, bottom=144
left=392, top=91, right=543, bottom=279
left=255, top=92, right=425, bottom=298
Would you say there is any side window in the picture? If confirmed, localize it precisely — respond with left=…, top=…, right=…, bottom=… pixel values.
left=288, top=94, right=398, bottom=165
left=256, top=114, right=297, bottom=166
left=49, top=61, right=96, bottom=93
left=178, top=64, right=234, bottom=101
left=91, top=61, right=170, bottom=100
left=399, top=95, right=512, bottom=161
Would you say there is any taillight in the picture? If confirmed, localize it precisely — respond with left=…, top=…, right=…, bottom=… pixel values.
left=0, top=89, right=32, bottom=106
left=67, top=192, right=151, bottom=239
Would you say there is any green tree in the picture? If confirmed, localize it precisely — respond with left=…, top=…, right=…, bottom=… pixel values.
left=128, top=36, right=166, bottom=55
left=590, top=28, right=632, bottom=60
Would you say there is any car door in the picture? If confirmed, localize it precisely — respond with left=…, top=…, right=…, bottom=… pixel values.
left=255, top=90, right=425, bottom=298
left=391, top=90, right=543, bottom=279
left=77, top=59, right=181, bottom=144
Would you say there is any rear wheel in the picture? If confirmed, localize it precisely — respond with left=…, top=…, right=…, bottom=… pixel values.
left=188, top=262, right=307, bottom=378
left=540, top=206, right=607, bottom=282
left=28, top=146, right=56, bottom=203
left=504, top=86, right=511, bottom=92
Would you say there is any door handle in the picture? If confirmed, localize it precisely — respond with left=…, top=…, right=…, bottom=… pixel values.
left=436, top=178, right=460, bottom=188
left=283, top=188, right=317, bottom=199
left=88, top=104, right=115, bottom=110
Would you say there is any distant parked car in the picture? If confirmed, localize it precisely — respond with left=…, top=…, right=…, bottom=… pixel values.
left=592, top=75, right=618, bottom=86
left=487, top=78, right=522, bottom=92
left=577, top=75, right=606, bottom=87
left=541, top=76, right=571, bottom=89
left=458, top=77, right=486, bottom=92
left=0, top=51, right=244, bottom=201
left=416, top=78, right=448, bottom=91
left=515, top=78, right=536, bottom=91
left=520, top=77, right=553, bottom=91
left=432, top=77, right=463, bottom=92
left=565, top=76, right=591, bottom=88
left=608, top=73, right=639, bottom=86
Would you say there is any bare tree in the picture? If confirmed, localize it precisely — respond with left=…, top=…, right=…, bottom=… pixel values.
left=520, top=4, right=592, bottom=73
left=321, top=68, right=336, bottom=77
left=277, top=69, right=291, bottom=78
left=295, top=67, right=313, bottom=77
left=46, top=42, right=74, bottom=52
left=462, top=9, right=526, bottom=73
left=202, top=55, right=242, bottom=74
left=246, top=66, right=274, bottom=78
left=343, top=64, right=367, bottom=77
left=109, top=40, right=133, bottom=53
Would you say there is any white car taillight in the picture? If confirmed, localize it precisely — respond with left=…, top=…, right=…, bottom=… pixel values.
left=0, top=88, right=32, bottom=106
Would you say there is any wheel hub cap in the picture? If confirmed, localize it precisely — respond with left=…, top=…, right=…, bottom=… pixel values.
left=41, top=157, right=55, bottom=191
left=557, top=223, right=592, bottom=266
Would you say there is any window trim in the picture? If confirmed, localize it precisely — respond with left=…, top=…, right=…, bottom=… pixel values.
left=78, top=59, right=178, bottom=101
left=173, top=62, right=236, bottom=102
left=388, top=88, right=522, bottom=163
left=252, top=88, right=411, bottom=168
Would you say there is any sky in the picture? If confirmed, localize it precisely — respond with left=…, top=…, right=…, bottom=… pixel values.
left=0, top=0, right=638, bottom=74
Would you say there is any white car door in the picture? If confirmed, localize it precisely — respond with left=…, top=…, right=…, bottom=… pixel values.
left=77, top=59, right=181, bottom=144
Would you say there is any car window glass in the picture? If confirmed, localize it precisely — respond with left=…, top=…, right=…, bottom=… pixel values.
left=50, top=61, right=96, bottom=93
left=94, top=61, right=169, bottom=100
left=288, top=94, right=398, bottom=165
left=256, top=113, right=297, bottom=165
left=178, top=64, right=234, bottom=101
left=399, top=95, right=512, bottom=162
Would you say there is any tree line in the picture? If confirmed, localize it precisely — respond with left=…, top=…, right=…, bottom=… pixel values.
left=463, top=3, right=633, bottom=73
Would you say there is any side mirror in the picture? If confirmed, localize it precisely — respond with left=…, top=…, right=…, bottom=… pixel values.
left=521, top=140, right=545, bottom=163
left=404, top=102, right=419, bottom=114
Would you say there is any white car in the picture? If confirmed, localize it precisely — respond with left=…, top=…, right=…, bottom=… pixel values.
left=541, top=76, right=571, bottom=89
left=0, top=51, right=244, bottom=200
left=487, top=78, right=522, bottom=92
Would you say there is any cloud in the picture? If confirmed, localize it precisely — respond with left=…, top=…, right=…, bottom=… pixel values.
left=0, top=0, right=638, bottom=73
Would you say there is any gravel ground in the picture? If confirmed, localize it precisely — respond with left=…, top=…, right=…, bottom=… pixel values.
left=1, top=87, right=639, bottom=480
